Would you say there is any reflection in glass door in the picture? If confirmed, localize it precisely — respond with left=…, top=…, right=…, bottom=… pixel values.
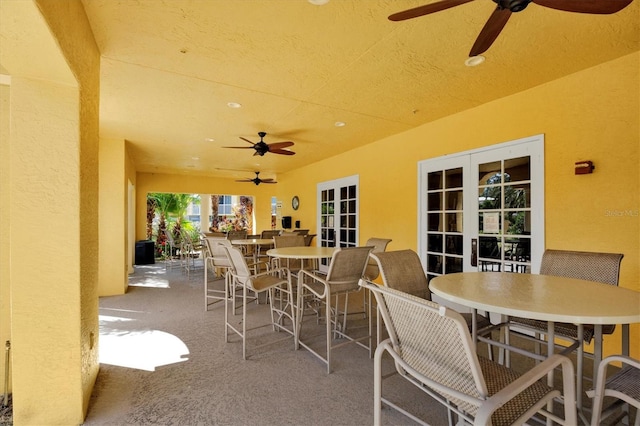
left=477, top=157, right=532, bottom=273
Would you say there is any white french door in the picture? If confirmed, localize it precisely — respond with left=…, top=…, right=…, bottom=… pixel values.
left=418, top=134, right=544, bottom=284
left=317, top=175, right=359, bottom=271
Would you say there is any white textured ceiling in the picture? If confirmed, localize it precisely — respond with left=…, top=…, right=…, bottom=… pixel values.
left=40, top=1, right=640, bottom=178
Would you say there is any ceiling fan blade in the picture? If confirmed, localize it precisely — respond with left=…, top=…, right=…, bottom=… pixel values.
left=267, top=141, right=294, bottom=150
left=222, top=146, right=255, bottom=149
left=261, top=181, right=277, bottom=184
left=260, top=178, right=275, bottom=182
left=389, top=0, right=475, bottom=21
left=532, top=0, right=632, bottom=14
left=269, top=148, right=296, bottom=156
left=235, top=179, right=253, bottom=182
left=469, top=7, right=512, bottom=57
left=239, top=137, right=256, bottom=145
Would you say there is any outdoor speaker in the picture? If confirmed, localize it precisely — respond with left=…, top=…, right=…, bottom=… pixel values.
left=282, top=216, right=292, bottom=229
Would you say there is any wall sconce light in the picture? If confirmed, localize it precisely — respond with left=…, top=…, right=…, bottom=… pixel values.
left=575, top=160, right=594, bottom=175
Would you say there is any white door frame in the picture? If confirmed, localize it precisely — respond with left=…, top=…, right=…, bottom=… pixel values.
left=418, top=134, right=545, bottom=274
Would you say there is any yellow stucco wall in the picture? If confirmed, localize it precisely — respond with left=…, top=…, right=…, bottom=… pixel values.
left=277, top=52, right=639, bottom=359
left=0, top=82, right=10, bottom=396
left=99, top=139, right=129, bottom=296
left=1, top=0, right=101, bottom=423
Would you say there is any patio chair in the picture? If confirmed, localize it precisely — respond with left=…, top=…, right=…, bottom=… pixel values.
left=503, top=249, right=623, bottom=409
left=272, top=235, right=306, bottom=274
left=222, top=246, right=295, bottom=359
left=360, top=281, right=577, bottom=426
left=370, top=250, right=492, bottom=354
left=261, top=229, right=281, bottom=239
left=363, top=238, right=392, bottom=280
left=296, top=245, right=374, bottom=373
left=203, top=237, right=232, bottom=311
left=587, top=354, right=640, bottom=426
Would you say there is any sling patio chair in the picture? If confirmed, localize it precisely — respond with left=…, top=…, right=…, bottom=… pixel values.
left=223, top=246, right=295, bottom=360
left=370, top=249, right=493, bottom=356
left=296, top=245, right=374, bottom=373
left=361, top=281, right=577, bottom=426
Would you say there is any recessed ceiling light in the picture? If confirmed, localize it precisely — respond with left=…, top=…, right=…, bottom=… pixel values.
left=308, top=0, right=330, bottom=5
left=335, top=121, right=346, bottom=127
left=465, top=55, right=485, bottom=67
left=205, top=138, right=215, bottom=142
left=191, top=157, right=199, bottom=161
left=227, top=102, right=242, bottom=108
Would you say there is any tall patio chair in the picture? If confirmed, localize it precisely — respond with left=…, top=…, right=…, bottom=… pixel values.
left=587, top=354, right=640, bottom=426
left=503, top=249, right=623, bottom=410
left=226, top=230, right=247, bottom=241
left=203, top=237, right=232, bottom=311
left=261, top=229, right=281, bottom=239
left=296, top=245, right=374, bottom=373
left=370, top=250, right=492, bottom=355
left=361, top=281, right=577, bottom=426
left=222, top=246, right=295, bottom=360
left=178, top=228, right=204, bottom=278
left=363, top=238, right=392, bottom=281
left=303, top=234, right=316, bottom=246
left=272, top=235, right=306, bottom=274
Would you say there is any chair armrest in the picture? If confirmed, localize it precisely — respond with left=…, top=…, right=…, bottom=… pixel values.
left=297, top=269, right=329, bottom=297
left=251, top=265, right=288, bottom=279
left=586, top=354, right=640, bottom=399
left=475, top=354, right=576, bottom=425
left=298, top=268, right=327, bottom=283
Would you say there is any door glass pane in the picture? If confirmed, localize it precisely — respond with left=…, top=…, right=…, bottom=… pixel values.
left=426, top=165, right=464, bottom=282
left=428, top=171, right=442, bottom=190
left=477, top=155, right=532, bottom=274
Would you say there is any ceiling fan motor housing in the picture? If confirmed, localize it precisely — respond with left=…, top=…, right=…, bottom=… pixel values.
left=495, top=0, right=531, bottom=12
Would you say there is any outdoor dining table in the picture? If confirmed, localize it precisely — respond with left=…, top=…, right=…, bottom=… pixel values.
left=429, top=271, right=640, bottom=421
left=231, top=238, right=274, bottom=264
left=266, top=246, right=337, bottom=271
left=266, top=246, right=337, bottom=337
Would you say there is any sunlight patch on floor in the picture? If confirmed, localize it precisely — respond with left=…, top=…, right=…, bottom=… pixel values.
left=99, top=326, right=189, bottom=371
left=129, top=276, right=170, bottom=288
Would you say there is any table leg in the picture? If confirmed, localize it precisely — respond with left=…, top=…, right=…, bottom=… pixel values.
left=547, top=321, right=555, bottom=426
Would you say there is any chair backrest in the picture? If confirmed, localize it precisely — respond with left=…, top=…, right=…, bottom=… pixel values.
left=540, top=249, right=623, bottom=286
left=363, top=282, right=487, bottom=416
left=261, top=230, right=281, bottom=239
left=273, top=235, right=305, bottom=248
left=205, top=237, right=232, bottom=267
left=203, top=232, right=225, bottom=238
left=370, top=249, right=431, bottom=300
left=273, top=235, right=306, bottom=270
left=364, top=237, right=392, bottom=280
left=222, top=246, right=255, bottom=288
left=325, top=246, right=374, bottom=291
left=303, top=234, right=316, bottom=246
left=293, top=229, right=309, bottom=235
left=227, top=230, right=248, bottom=240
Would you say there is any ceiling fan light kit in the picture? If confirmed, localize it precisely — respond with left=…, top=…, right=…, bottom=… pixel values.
left=389, top=0, right=633, bottom=56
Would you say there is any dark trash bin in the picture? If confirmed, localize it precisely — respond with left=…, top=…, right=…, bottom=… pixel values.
left=135, top=240, right=155, bottom=265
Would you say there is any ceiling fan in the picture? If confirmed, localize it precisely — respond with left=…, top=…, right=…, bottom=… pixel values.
left=388, top=0, right=633, bottom=57
left=236, top=172, right=277, bottom=186
left=223, top=131, right=295, bottom=156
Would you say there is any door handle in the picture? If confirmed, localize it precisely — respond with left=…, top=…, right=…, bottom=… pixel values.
left=471, top=238, right=478, bottom=267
